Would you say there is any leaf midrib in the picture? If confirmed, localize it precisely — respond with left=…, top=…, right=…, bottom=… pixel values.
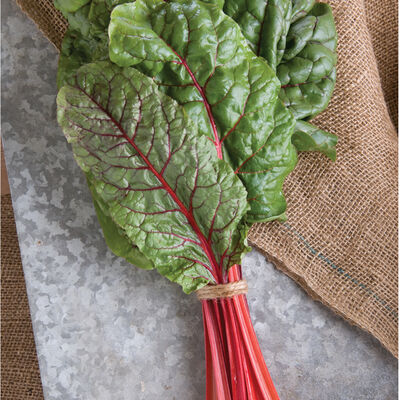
left=163, top=42, right=223, bottom=160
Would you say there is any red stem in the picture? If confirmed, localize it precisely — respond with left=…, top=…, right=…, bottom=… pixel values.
left=203, top=300, right=232, bottom=399
left=154, top=38, right=277, bottom=396
left=230, top=266, right=280, bottom=399
left=201, top=265, right=280, bottom=400
left=164, top=43, right=223, bottom=159
left=221, top=299, right=247, bottom=399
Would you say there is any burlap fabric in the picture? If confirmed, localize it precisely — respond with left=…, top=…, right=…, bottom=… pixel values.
left=365, top=0, right=398, bottom=128
left=1, top=194, right=45, bottom=400
left=15, top=0, right=67, bottom=50
left=15, top=0, right=398, bottom=357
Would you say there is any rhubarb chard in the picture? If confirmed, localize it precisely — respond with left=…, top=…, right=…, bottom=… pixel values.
left=54, top=0, right=338, bottom=398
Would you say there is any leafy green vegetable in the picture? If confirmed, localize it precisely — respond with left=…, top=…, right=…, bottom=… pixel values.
left=53, top=3, right=339, bottom=391
left=217, top=0, right=337, bottom=121
left=56, top=0, right=130, bottom=88
left=87, top=174, right=154, bottom=270
left=56, top=0, right=156, bottom=268
left=54, top=0, right=337, bottom=269
left=57, top=0, right=337, bottom=161
left=278, top=3, right=337, bottom=120
left=291, top=0, right=315, bottom=22
left=222, top=0, right=292, bottom=71
left=292, top=120, right=337, bottom=161
left=57, top=29, right=108, bottom=89
left=245, top=101, right=297, bottom=221
left=109, top=0, right=297, bottom=222
left=57, top=61, right=250, bottom=293
left=109, top=0, right=279, bottom=146
left=54, top=0, right=130, bottom=35
left=54, top=0, right=91, bottom=35
left=54, top=0, right=89, bottom=13
left=208, top=0, right=337, bottom=155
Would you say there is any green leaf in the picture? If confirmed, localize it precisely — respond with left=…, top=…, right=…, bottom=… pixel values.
left=56, top=0, right=165, bottom=268
left=278, top=3, right=337, bottom=120
left=57, top=61, right=250, bottom=293
left=56, top=0, right=131, bottom=88
left=291, top=0, right=315, bottom=22
left=54, top=0, right=90, bottom=13
left=215, top=0, right=337, bottom=154
left=109, top=0, right=297, bottom=222
left=54, top=0, right=130, bottom=35
left=54, top=1, right=91, bottom=36
left=219, top=0, right=337, bottom=120
left=244, top=101, right=297, bottom=222
left=57, top=29, right=109, bottom=89
left=88, top=0, right=132, bottom=33
left=292, top=120, right=337, bottom=161
left=87, top=173, right=154, bottom=270
left=222, top=0, right=292, bottom=71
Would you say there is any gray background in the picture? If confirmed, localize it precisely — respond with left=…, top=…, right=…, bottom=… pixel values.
left=2, top=1, right=398, bottom=399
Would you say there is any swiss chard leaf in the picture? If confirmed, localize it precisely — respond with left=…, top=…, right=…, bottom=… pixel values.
left=244, top=101, right=297, bottom=221
left=219, top=0, right=337, bottom=120
left=56, top=0, right=160, bottom=268
left=87, top=173, right=154, bottom=270
left=109, top=0, right=297, bottom=222
left=54, top=0, right=91, bottom=36
left=56, top=0, right=131, bottom=88
left=57, top=29, right=109, bottom=89
left=212, top=0, right=337, bottom=156
left=57, top=61, right=250, bottom=293
left=292, top=120, right=337, bottom=161
left=278, top=3, right=337, bottom=120
left=222, top=0, right=292, bottom=71
left=54, top=0, right=130, bottom=36
left=291, top=0, right=315, bottom=22
left=54, top=0, right=90, bottom=13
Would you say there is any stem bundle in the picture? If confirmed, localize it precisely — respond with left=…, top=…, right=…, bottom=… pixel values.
left=201, top=265, right=280, bottom=400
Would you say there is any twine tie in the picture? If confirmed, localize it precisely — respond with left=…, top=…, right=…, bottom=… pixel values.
left=196, top=280, right=248, bottom=300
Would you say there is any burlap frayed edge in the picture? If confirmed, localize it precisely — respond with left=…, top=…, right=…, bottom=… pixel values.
left=15, top=0, right=67, bottom=51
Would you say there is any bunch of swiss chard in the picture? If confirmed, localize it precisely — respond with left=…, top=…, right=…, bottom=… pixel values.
left=55, top=0, right=337, bottom=398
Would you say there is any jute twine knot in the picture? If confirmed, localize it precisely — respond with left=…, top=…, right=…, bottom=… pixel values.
left=196, top=280, right=248, bottom=300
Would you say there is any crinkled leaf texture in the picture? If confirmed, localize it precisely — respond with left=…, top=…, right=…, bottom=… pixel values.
left=279, top=3, right=337, bottom=120
left=222, top=0, right=292, bottom=71
left=109, top=0, right=297, bottom=222
left=54, top=0, right=91, bottom=35
left=57, top=29, right=108, bottom=89
left=54, top=0, right=130, bottom=36
left=56, top=0, right=131, bottom=88
left=54, top=0, right=89, bottom=14
left=291, top=0, right=315, bottom=22
left=57, top=61, right=250, bottom=293
left=87, top=173, right=154, bottom=270
left=55, top=0, right=156, bottom=269
left=219, top=0, right=337, bottom=120
left=212, top=0, right=337, bottom=157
